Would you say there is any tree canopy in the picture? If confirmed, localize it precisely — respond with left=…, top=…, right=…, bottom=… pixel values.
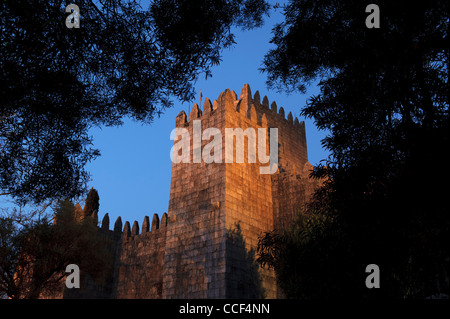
left=259, top=0, right=448, bottom=298
left=0, top=191, right=109, bottom=299
left=0, top=0, right=270, bottom=205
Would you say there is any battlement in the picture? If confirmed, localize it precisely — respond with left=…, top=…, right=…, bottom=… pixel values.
left=93, top=212, right=169, bottom=298
left=98, top=212, right=168, bottom=241
left=174, top=84, right=308, bottom=174
left=176, top=84, right=305, bottom=133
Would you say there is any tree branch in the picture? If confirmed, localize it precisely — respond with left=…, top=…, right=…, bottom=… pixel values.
left=0, top=192, right=12, bottom=196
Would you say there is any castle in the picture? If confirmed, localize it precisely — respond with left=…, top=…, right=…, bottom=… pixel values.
left=49, top=84, right=321, bottom=299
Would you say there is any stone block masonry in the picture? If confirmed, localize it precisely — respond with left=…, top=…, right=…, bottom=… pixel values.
left=44, top=84, right=322, bottom=299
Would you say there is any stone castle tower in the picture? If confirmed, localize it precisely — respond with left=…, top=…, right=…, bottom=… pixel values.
left=50, top=84, right=321, bottom=299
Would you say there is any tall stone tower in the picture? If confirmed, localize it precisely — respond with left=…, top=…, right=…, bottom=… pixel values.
left=161, top=84, right=320, bottom=299
left=42, top=84, right=321, bottom=299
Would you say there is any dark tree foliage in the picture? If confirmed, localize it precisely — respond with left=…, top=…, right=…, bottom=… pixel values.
left=0, top=0, right=270, bottom=205
left=0, top=199, right=111, bottom=299
left=258, top=208, right=352, bottom=299
left=259, top=0, right=449, bottom=298
left=83, top=187, right=99, bottom=218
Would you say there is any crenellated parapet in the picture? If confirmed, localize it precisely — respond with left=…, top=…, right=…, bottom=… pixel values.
left=106, top=212, right=169, bottom=299
left=174, top=83, right=309, bottom=173
left=98, top=213, right=168, bottom=243
left=175, top=83, right=306, bottom=131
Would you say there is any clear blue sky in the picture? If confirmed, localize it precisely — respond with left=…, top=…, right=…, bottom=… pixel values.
left=83, top=5, right=330, bottom=228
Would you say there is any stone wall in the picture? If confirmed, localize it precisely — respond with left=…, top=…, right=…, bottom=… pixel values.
left=162, top=99, right=227, bottom=298
left=221, top=86, right=276, bottom=298
left=116, top=214, right=168, bottom=298
left=272, top=164, right=322, bottom=231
